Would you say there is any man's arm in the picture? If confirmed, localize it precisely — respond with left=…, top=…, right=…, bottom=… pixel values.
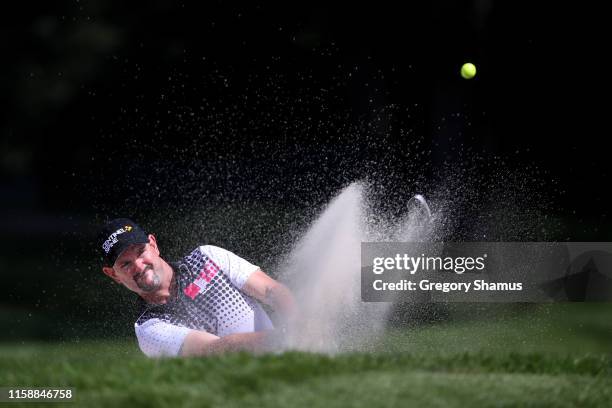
left=241, top=269, right=297, bottom=320
left=180, top=329, right=273, bottom=356
left=179, top=270, right=295, bottom=356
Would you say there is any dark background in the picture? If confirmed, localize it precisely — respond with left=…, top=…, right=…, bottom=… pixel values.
left=1, top=1, right=609, bottom=341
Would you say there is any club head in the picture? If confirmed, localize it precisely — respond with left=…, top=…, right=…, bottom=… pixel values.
left=392, top=194, right=434, bottom=241
left=407, top=194, right=432, bottom=222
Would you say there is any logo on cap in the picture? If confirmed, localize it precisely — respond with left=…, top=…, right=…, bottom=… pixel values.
left=102, top=225, right=133, bottom=254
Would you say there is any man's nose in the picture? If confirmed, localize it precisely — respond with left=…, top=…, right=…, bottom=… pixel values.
left=134, top=258, right=148, bottom=272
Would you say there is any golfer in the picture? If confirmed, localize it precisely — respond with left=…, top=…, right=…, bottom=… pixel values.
left=99, top=218, right=296, bottom=357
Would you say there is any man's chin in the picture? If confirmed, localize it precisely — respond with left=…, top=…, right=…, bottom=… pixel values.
left=138, top=284, right=160, bottom=292
left=136, top=272, right=161, bottom=292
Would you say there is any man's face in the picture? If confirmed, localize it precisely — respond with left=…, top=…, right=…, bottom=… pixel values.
left=102, top=235, right=164, bottom=294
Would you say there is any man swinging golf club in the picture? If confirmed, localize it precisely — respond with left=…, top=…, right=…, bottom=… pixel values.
left=99, top=218, right=296, bottom=357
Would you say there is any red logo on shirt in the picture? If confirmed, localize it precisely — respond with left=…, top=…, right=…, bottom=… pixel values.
left=201, top=259, right=220, bottom=282
left=182, top=258, right=221, bottom=300
left=184, top=283, right=200, bottom=300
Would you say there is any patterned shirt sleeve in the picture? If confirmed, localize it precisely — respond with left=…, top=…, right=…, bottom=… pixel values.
left=134, top=318, right=192, bottom=357
left=199, top=245, right=260, bottom=289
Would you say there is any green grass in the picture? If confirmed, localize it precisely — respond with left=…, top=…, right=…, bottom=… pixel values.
left=1, top=304, right=611, bottom=407
left=384, top=303, right=612, bottom=355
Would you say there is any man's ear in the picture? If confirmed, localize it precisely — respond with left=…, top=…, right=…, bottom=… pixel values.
left=102, top=266, right=121, bottom=284
left=148, top=234, right=160, bottom=256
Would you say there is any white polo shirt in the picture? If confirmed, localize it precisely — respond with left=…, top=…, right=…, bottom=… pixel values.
left=134, top=245, right=274, bottom=357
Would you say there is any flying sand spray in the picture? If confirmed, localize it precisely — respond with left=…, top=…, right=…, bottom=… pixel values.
left=278, top=182, right=436, bottom=353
